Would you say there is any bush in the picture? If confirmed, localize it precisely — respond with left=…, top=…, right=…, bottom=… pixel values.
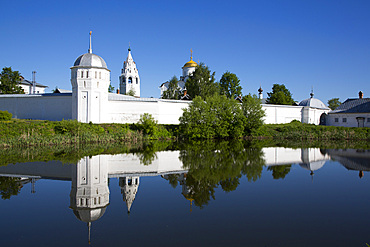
left=136, top=113, right=171, bottom=139
left=0, top=111, right=12, bottom=121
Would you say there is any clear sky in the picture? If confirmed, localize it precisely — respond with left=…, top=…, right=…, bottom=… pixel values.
left=1, top=0, right=369, bottom=103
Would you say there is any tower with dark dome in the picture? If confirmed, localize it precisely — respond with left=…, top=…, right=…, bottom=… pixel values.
left=70, top=31, right=111, bottom=123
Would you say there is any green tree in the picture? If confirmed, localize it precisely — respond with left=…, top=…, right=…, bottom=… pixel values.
left=179, top=94, right=245, bottom=139
left=185, top=63, right=219, bottom=99
left=162, top=76, right=180, bottom=99
left=241, top=94, right=265, bottom=134
left=126, top=88, right=136, bottom=96
left=0, top=67, right=25, bottom=94
left=266, top=84, right=294, bottom=105
left=219, top=71, right=242, bottom=98
left=108, top=84, right=115, bottom=93
left=327, top=98, right=341, bottom=110
left=0, top=177, right=22, bottom=200
left=267, top=165, right=292, bottom=179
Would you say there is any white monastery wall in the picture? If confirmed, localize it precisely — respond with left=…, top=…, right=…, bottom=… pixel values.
left=107, top=98, right=190, bottom=124
left=262, top=104, right=302, bottom=124
left=0, top=94, right=72, bottom=121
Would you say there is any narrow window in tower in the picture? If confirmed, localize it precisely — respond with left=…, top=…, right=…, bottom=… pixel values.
left=128, top=77, right=132, bottom=84
left=95, top=71, right=97, bottom=79
left=84, top=81, right=86, bottom=88
left=86, top=71, right=89, bottom=78
left=97, top=82, right=99, bottom=88
left=81, top=71, right=84, bottom=78
left=99, top=72, right=101, bottom=79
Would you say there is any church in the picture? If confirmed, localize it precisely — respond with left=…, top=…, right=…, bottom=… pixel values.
left=0, top=32, right=333, bottom=125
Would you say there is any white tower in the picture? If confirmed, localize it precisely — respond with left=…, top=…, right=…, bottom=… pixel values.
left=71, top=31, right=111, bottom=123
left=119, top=47, right=140, bottom=97
left=119, top=176, right=140, bottom=214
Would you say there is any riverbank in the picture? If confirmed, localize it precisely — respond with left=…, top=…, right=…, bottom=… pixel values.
left=251, top=121, right=370, bottom=141
left=0, top=119, right=173, bottom=148
left=0, top=119, right=369, bottom=148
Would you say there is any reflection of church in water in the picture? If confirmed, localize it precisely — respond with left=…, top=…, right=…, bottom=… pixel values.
left=1, top=148, right=370, bottom=243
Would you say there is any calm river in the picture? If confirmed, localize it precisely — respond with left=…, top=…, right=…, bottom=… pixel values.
left=0, top=141, right=369, bottom=246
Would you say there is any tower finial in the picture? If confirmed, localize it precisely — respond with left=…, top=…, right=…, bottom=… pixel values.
left=88, top=31, right=92, bottom=54
left=190, top=49, right=193, bottom=61
left=310, top=86, right=314, bottom=98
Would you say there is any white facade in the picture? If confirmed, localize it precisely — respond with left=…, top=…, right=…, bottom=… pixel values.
left=326, top=113, right=370, bottom=127
left=119, top=48, right=140, bottom=97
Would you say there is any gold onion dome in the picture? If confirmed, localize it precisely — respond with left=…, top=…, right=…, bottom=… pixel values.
left=183, top=59, right=198, bottom=68
left=183, top=49, right=198, bottom=68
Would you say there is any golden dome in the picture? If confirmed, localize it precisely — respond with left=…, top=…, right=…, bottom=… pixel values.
left=183, top=59, right=198, bottom=68
left=183, top=49, right=198, bottom=68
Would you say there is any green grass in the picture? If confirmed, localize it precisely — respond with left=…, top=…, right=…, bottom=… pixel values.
left=0, top=119, right=175, bottom=148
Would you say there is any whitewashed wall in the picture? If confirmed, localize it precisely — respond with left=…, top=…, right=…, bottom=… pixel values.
left=261, top=104, right=302, bottom=124
left=0, top=94, right=72, bottom=121
left=107, top=98, right=190, bottom=124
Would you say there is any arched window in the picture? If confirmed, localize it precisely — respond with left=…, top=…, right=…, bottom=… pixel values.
left=81, top=71, right=84, bottom=78
left=86, top=71, right=89, bottom=78
left=95, top=71, right=97, bottom=78
left=128, top=77, right=132, bottom=84
left=97, top=81, right=99, bottom=88
left=84, top=81, right=86, bottom=88
left=122, top=77, right=126, bottom=84
left=136, top=78, right=138, bottom=84
left=99, top=72, right=101, bottom=79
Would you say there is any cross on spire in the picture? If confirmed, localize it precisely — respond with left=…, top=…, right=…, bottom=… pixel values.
left=88, top=31, right=92, bottom=54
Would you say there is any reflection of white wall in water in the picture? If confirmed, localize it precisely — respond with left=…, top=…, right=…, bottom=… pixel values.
left=262, top=147, right=329, bottom=167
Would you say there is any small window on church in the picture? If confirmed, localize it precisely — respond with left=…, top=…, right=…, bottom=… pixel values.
left=81, top=71, right=84, bottom=78
left=86, top=71, right=89, bottom=78
left=128, top=178, right=132, bottom=185
left=97, top=82, right=99, bottom=88
left=128, top=77, right=132, bottom=84
left=136, top=78, right=138, bottom=84
left=343, top=118, right=347, bottom=123
left=84, top=81, right=86, bottom=88
left=95, top=71, right=97, bottom=79
left=367, top=118, right=370, bottom=122
left=94, top=198, right=97, bottom=205
left=99, top=72, right=101, bottom=79
left=335, top=118, right=338, bottom=122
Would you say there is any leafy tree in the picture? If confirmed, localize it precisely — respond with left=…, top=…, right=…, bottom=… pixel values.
left=108, top=84, right=115, bottom=93
left=267, top=165, right=292, bottom=179
left=0, top=177, right=22, bottom=200
left=162, top=76, right=180, bottom=99
left=327, top=98, right=341, bottom=110
left=136, top=113, right=171, bottom=139
left=0, top=67, right=25, bottom=94
left=179, top=94, right=245, bottom=139
left=185, top=63, right=219, bottom=99
left=242, top=94, right=265, bottom=134
left=126, top=88, right=136, bottom=96
left=266, top=84, right=294, bottom=105
left=219, top=71, right=242, bottom=98
left=52, top=86, right=59, bottom=93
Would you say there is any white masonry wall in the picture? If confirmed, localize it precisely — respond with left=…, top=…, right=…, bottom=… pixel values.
left=107, top=98, right=190, bottom=124
left=0, top=94, right=72, bottom=121
left=262, top=104, right=303, bottom=124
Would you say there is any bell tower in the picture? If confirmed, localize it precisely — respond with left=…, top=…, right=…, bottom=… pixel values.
left=119, top=46, right=140, bottom=97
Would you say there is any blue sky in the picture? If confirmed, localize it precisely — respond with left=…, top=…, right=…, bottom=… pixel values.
left=1, top=0, right=369, bottom=103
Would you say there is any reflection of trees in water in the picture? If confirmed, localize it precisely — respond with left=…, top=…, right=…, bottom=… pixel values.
left=178, top=140, right=265, bottom=208
left=267, top=165, right=292, bottom=179
left=137, top=141, right=172, bottom=166
left=0, top=177, right=22, bottom=200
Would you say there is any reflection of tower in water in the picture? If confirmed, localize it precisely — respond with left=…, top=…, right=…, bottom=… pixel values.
left=70, top=156, right=110, bottom=245
left=119, top=177, right=140, bottom=214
